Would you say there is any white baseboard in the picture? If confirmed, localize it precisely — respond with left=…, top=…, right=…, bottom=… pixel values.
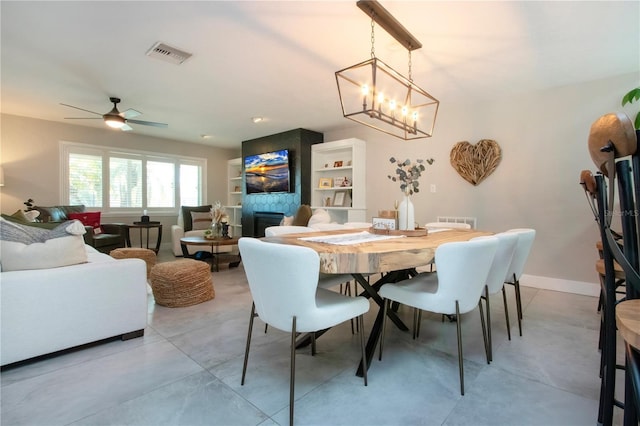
left=520, top=274, right=599, bottom=297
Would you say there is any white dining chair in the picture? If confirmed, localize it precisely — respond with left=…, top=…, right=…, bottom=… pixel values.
left=264, top=224, right=354, bottom=291
left=238, top=237, right=369, bottom=426
left=503, top=228, right=536, bottom=336
left=377, top=237, right=498, bottom=395
left=471, top=232, right=518, bottom=362
left=264, top=224, right=360, bottom=333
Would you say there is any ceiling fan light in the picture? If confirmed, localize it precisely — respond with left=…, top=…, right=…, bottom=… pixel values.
left=104, top=115, right=125, bottom=129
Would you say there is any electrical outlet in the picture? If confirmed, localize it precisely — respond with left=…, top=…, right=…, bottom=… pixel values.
left=430, top=184, right=436, bottom=193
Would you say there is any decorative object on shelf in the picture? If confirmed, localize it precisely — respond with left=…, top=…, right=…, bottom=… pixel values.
left=450, top=139, right=502, bottom=186
left=388, top=157, right=434, bottom=230
left=325, top=197, right=332, bottom=207
left=333, top=190, right=349, bottom=207
left=335, top=0, right=439, bottom=140
left=319, top=177, right=333, bottom=188
left=333, top=161, right=343, bottom=168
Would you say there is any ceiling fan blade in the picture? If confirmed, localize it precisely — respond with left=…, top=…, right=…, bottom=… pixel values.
left=60, top=103, right=102, bottom=116
left=64, top=117, right=102, bottom=120
left=121, top=124, right=134, bottom=132
left=122, top=108, right=141, bottom=119
left=127, top=119, right=168, bottom=128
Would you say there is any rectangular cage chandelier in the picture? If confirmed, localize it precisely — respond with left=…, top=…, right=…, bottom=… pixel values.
left=336, top=0, right=439, bottom=140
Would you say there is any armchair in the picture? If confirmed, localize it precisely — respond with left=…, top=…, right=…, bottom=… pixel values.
left=82, top=223, right=127, bottom=254
left=171, top=205, right=233, bottom=256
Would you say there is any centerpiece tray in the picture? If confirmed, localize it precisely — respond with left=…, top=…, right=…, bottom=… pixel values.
left=368, top=227, right=428, bottom=237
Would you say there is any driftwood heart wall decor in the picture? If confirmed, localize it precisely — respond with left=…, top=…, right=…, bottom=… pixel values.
left=450, top=139, right=502, bottom=186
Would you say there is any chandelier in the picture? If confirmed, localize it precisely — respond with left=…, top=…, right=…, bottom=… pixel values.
left=336, top=0, right=439, bottom=140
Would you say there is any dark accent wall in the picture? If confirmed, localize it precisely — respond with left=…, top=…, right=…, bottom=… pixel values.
left=241, top=128, right=323, bottom=236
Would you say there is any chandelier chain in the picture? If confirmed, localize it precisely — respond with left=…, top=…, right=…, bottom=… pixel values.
left=408, top=49, right=413, bottom=82
left=370, top=15, right=376, bottom=58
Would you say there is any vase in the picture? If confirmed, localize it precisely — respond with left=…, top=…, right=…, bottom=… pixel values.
left=209, top=222, right=222, bottom=238
left=398, top=193, right=415, bottom=231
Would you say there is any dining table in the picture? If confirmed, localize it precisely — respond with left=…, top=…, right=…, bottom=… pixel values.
left=262, top=227, right=492, bottom=376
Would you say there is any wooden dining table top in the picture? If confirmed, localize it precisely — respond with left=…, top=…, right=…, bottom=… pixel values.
left=262, top=228, right=492, bottom=274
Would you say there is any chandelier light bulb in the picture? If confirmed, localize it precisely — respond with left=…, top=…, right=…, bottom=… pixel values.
left=401, top=106, right=409, bottom=116
left=389, top=100, right=397, bottom=110
left=361, top=84, right=369, bottom=96
left=377, top=92, right=384, bottom=104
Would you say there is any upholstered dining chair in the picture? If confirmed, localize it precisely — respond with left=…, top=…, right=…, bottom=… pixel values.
left=377, top=237, right=498, bottom=395
left=503, top=228, right=536, bottom=336
left=264, top=225, right=355, bottom=291
left=238, top=237, right=369, bottom=426
left=471, top=232, right=518, bottom=362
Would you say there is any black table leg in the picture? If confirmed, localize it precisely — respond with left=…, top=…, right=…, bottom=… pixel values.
left=354, top=269, right=414, bottom=377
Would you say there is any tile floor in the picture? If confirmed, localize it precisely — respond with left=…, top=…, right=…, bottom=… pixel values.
left=0, top=249, right=621, bottom=425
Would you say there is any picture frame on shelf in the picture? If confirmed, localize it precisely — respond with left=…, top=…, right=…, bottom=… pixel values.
left=333, top=160, right=343, bottom=168
left=319, top=177, right=333, bottom=188
left=333, top=190, right=348, bottom=207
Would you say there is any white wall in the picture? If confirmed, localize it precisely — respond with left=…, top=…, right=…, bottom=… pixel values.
left=326, top=72, right=639, bottom=288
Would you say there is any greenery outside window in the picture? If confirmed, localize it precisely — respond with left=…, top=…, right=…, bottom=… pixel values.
left=61, top=141, right=206, bottom=213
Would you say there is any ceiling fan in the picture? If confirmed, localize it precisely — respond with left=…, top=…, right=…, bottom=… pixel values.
left=61, top=97, right=168, bottom=131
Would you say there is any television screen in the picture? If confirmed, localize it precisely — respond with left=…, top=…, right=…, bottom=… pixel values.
left=244, top=149, right=291, bottom=194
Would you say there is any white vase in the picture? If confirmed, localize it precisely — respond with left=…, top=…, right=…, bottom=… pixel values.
left=398, top=193, right=415, bottom=230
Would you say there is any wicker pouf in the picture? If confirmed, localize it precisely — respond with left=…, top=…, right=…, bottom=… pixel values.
left=110, top=248, right=157, bottom=278
left=149, top=259, right=214, bottom=307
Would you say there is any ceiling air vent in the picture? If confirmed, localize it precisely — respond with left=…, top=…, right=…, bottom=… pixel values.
left=146, top=42, right=192, bottom=65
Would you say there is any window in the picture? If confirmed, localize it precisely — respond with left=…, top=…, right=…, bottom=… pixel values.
left=61, top=142, right=206, bottom=213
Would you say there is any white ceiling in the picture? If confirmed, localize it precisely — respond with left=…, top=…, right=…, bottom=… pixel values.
left=2, top=1, right=638, bottom=149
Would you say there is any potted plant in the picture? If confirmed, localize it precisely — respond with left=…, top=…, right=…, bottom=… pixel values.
left=622, top=87, right=640, bottom=130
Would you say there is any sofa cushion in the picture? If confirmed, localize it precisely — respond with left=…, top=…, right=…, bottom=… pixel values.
left=0, top=218, right=88, bottom=271
left=34, top=205, right=85, bottom=223
left=292, top=204, right=312, bottom=226
left=1, top=214, right=62, bottom=230
left=181, top=205, right=212, bottom=232
left=190, top=211, right=212, bottom=230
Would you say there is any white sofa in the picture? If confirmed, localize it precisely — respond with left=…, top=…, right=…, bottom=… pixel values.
left=1, top=245, right=148, bottom=366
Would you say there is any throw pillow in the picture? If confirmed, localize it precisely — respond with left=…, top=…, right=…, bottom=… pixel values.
left=68, top=212, right=102, bottom=234
left=191, top=211, right=212, bottom=230
left=0, top=218, right=88, bottom=271
left=307, top=209, right=332, bottom=227
left=10, top=210, right=30, bottom=223
left=292, top=205, right=312, bottom=226
left=24, top=210, right=40, bottom=222
left=181, top=205, right=212, bottom=232
left=1, top=214, right=60, bottom=229
left=280, top=215, right=294, bottom=226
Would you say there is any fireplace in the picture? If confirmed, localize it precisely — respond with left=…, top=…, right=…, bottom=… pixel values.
left=253, top=211, right=284, bottom=237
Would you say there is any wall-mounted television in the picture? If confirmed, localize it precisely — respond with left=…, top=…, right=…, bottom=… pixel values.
left=244, top=149, right=291, bottom=194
